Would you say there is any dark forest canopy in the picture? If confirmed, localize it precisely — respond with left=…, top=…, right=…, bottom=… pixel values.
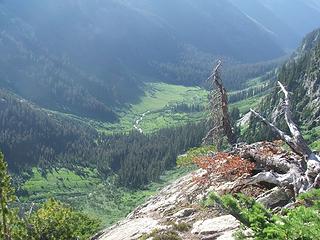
left=0, top=89, right=207, bottom=188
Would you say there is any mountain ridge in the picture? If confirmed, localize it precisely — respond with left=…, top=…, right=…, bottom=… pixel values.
left=1, top=0, right=318, bottom=123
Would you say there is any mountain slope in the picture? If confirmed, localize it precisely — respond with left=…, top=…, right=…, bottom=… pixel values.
left=2, top=0, right=318, bottom=121
left=4, top=0, right=284, bottom=64
left=269, top=29, right=320, bottom=126
left=0, top=89, right=106, bottom=171
left=1, top=0, right=320, bottom=184
left=231, top=0, right=320, bottom=50
left=245, top=29, right=320, bottom=143
left=0, top=6, right=118, bottom=121
left=0, top=0, right=286, bottom=105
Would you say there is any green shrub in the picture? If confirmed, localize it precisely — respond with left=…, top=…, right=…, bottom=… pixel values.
left=176, top=145, right=216, bottom=166
left=27, top=199, right=101, bottom=240
left=172, top=222, right=191, bottom=232
left=153, top=230, right=181, bottom=240
left=140, top=229, right=182, bottom=240
left=209, top=189, right=320, bottom=240
left=0, top=151, right=100, bottom=240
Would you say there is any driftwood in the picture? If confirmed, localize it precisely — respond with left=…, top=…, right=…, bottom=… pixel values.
left=203, top=61, right=236, bottom=145
left=234, top=82, right=320, bottom=197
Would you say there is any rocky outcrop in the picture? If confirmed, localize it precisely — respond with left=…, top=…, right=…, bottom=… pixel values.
left=93, top=169, right=239, bottom=240
left=94, top=218, right=159, bottom=240
left=93, top=142, right=307, bottom=240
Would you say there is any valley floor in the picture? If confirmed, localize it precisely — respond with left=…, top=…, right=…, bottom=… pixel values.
left=20, top=166, right=195, bottom=227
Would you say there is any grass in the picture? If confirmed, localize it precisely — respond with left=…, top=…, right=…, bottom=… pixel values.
left=20, top=168, right=101, bottom=201
left=311, top=140, right=320, bottom=151
left=48, top=81, right=269, bottom=134
left=96, top=81, right=271, bottom=134
left=230, top=95, right=265, bottom=114
left=20, top=166, right=194, bottom=227
left=88, top=82, right=208, bottom=134
left=304, top=126, right=320, bottom=151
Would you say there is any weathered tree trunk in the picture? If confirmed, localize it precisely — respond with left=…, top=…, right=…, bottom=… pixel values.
left=251, top=82, right=315, bottom=159
left=233, top=81, right=320, bottom=197
left=203, top=61, right=236, bottom=145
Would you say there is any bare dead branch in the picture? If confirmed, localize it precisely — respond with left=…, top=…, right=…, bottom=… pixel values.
left=240, top=81, right=320, bottom=197
left=250, top=108, right=291, bottom=143
left=250, top=81, right=316, bottom=159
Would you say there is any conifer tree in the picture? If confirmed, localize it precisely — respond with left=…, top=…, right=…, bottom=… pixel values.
left=0, top=152, right=15, bottom=240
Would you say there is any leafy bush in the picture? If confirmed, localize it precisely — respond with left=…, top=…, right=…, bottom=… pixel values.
left=140, top=227, right=183, bottom=240
left=209, top=190, right=320, bottom=240
left=0, top=152, right=28, bottom=240
left=27, top=199, right=100, bottom=240
left=153, top=231, right=181, bottom=240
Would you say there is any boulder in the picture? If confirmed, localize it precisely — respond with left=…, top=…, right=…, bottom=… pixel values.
left=257, top=187, right=292, bottom=209
left=192, top=215, right=239, bottom=236
left=96, top=218, right=158, bottom=240
left=173, top=208, right=196, bottom=218
left=216, top=230, right=236, bottom=240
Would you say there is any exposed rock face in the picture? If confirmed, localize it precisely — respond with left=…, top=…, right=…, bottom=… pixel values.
left=93, top=169, right=239, bottom=240
left=238, top=112, right=252, bottom=128
left=95, top=218, right=159, bottom=240
left=192, top=215, right=239, bottom=236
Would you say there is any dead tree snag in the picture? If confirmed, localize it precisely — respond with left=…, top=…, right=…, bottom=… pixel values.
left=203, top=61, right=236, bottom=146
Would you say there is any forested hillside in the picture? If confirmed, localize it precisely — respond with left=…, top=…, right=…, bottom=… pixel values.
left=0, top=0, right=317, bottom=123
left=245, top=29, right=320, bottom=145
left=0, top=0, right=295, bottom=179
left=0, top=89, right=104, bottom=171
left=0, top=87, right=207, bottom=188
left=0, top=7, right=118, bottom=121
